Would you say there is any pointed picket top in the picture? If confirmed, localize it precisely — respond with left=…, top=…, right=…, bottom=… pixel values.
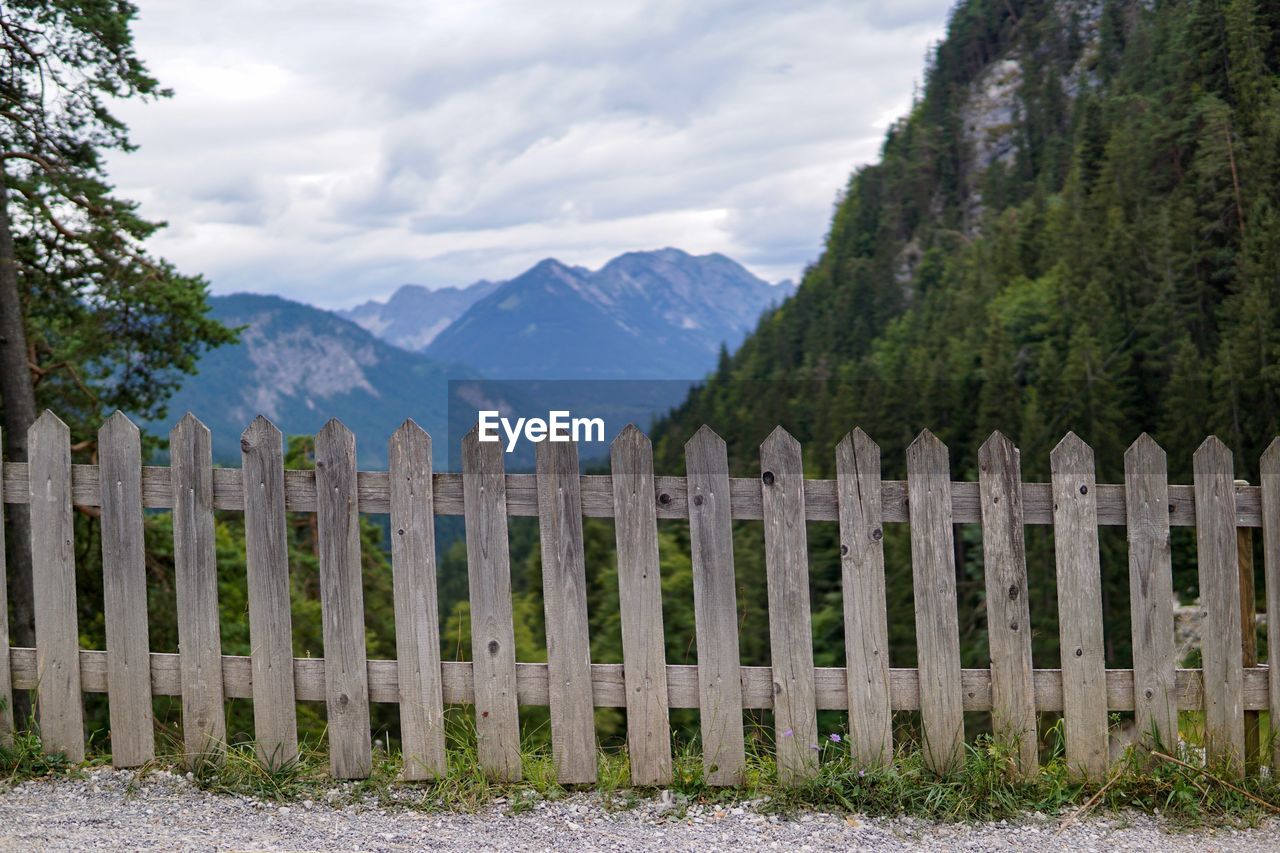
left=392, top=417, right=429, bottom=444
left=30, top=408, right=69, bottom=440
left=685, top=423, right=725, bottom=453
left=611, top=422, right=648, bottom=449
left=241, top=414, right=282, bottom=446
left=1194, top=434, right=1233, bottom=467
left=317, top=416, right=354, bottom=443
left=978, top=429, right=1017, bottom=465
left=170, top=411, right=209, bottom=443
left=1125, top=432, right=1165, bottom=464
left=99, top=410, right=140, bottom=442
left=906, top=429, right=949, bottom=472
left=836, top=427, right=879, bottom=459
left=760, top=425, right=800, bottom=456
left=908, top=427, right=946, bottom=453
left=1263, top=437, right=1280, bottom=474
left=1050, top=430, right=1092, bottom=462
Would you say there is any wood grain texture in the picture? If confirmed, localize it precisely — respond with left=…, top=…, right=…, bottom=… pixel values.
left=609, top=425, right=671, bottom=785
left=240, top=416, right=298, bottom=770
left=685, top=425, right=745, bottom=786
left=1123, top=434, right=1177, bottom=752
left=388, top=420, right=447, bottom=780
left=535, top=439, right=597, bottom=784
left=835, top=429, right=892, bottom=767
left=461, top=427, right=522, bottom=781
left=977, top=431, right=1037, bottom=776
left=28, top=412, right=83, bottom=762
left=906, top=430, right=964, bottom=774
left=1050, top=432, right=1109, bottom=779
left=1193, top=437, right=1244, bottom=776
left=1, top=462, right=1270, bottom=528
left=314, top=419, right=373, bottom=779
left=1261, top=439, right=1280, bottom=772
left=98, top=412, right=155, bottom=767
left=760, top=427, right=817, bottom=783
left=0, top=427, right=12, bottom=746
left=1235, top=503, right=1259, bottom=775
left=171, top=413, right=226, bottom=766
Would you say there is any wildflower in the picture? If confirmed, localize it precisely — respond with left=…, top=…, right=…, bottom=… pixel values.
left=858, top=769, right=866, bottom=777
left=829, top=733, right=842, bottom=743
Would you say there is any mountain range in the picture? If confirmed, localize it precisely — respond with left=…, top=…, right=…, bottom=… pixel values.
left=346, top=248, right=792, bottom=379
left=163, top=249, right=791, bottom=464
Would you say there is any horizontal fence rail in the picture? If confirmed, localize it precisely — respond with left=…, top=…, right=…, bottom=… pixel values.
left=1, top=411, right=1277, bottom=786
left=0, top=465, right=1268, bottom=526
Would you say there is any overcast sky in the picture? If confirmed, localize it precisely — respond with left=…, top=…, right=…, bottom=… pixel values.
left=105, top=0, right=953, bottom=308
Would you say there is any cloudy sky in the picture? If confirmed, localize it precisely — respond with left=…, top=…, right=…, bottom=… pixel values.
left=105, top=0, right=953, bottom=308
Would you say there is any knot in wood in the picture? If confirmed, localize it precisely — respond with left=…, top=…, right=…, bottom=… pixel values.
left=1075, top=648, right=1083, bottom=657
left=658, top=492, right=672, bottom=505
left=1079, top=484, right=1088, bottom=495
left=240, top=437, right=252, bottom=453
left=488, top=639, right=500, bottom=655
left=870, top=528, right=883, bottom=542
left=1008, top=585, right=1019, bottom=599
left=693, top=494, right=704, bottom=507
left=761, top=470, right=775, bottom=486
left=840, top=544, right=849, bottom=557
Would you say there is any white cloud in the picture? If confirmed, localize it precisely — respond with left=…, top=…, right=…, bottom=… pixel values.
left=106, top=0, right=953, bottom=306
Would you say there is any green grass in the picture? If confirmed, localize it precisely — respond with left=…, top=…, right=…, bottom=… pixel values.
left=3, top=712, right=1278, bottom=829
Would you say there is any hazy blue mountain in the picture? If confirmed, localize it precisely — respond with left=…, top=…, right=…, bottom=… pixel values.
left=158, top=293, right=473, bottom=466
left=425, top=248, right=792, bottom=379
left=338, top=279, right=500, bottom=350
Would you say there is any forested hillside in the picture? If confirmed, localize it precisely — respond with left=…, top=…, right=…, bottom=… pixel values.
left=435, top=0, right=1280, bottom=749
left=634, top=0, right=1280, bottom=685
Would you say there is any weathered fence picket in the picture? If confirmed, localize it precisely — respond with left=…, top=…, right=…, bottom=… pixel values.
left=610, top=425, right=672, bottom=786
left=28, top=412, right=83, bottom=762
left=686, top=425, right=746, bottom=786
left=1049, top=432, right=1109, bottom=779
left=835, top=428, right=892, bottom=768
left=388, top=420, right=448, bottom=780
left=1193, top=437, right=1245, bottom=776
left=906, top=430, right=964, bottom=775
left=240, top=416, right=298, bottom=770
left=99, top=412, right=155, bottom=767
left=761, top=427, right=818, bottom=784
left=1123, top=434, right=1177, bottom=752
left=171, top=413, right=226, bottom=766
left=1262, top=439, right=1280, bottom=772
left=977, top=431, right=1037, bottom=777
left=535, top=439, right=598, bottom=784
left=315, top=419, right=373, bottom=779
left=1, top=412, right=1277, bottom=788
left=461, top=426, right=522, bottom=781
left=0, top=427, right=11, bottom=746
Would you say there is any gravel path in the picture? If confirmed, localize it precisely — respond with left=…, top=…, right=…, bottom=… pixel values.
left=2, top=768, right=1277, bottom=851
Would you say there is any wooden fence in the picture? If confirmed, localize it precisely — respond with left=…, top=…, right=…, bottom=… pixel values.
left=1, top=410, right=1278, bottom=786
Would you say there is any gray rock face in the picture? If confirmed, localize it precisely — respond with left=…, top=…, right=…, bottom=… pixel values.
left=159, top=293, right=463, bottom=466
